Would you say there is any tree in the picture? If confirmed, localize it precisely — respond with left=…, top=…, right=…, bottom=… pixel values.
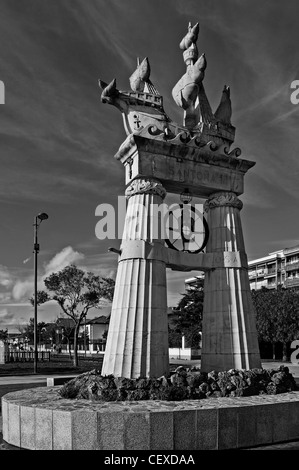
left=98, top=277, right=115, bottom=302
left=252, top=286, right=299, bottom=361
left=102, top=327, right=109, bottom=340
left=0, top=329, right=8, bottom=342
left=30, top=264, right=115, bottom=366
left=55, top=316, right=76, bottom=357
left=39, top=322, right=57, bottom=348
left=171, top=280, right=204, bottom=348
left=21, top=318, right=49, bottom=348
left=168, top=325, right=182, bottom=348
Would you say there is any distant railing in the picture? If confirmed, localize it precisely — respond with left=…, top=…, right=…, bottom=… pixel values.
left=248, top=269, right=267, bottom=278
left=264, top=269, right=277, bottom=278
left=60, top=340, right=106, bottom=353
left=285, top=261, right=299, bottom=272
left=285, top=278, right=299, bottom=288
left=90, top=340, right=106, bottom=352
left=5, top=351, right=51, bottom=363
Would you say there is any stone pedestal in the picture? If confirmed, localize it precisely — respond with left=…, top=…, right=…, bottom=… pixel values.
left=201, top=192, right=261, bottom=372
left=101, top=178, right=169, bottom=378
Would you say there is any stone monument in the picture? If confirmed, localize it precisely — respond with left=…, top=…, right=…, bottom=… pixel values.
left=7, top=22, right=299, bottom=453
left=99, top=21, right=261, bottom=377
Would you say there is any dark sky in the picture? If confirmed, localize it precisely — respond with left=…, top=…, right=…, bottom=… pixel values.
left=0, top=0, right=299, bottom=329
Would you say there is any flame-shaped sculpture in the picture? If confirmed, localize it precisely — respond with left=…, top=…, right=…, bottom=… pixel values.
left=99, top=78, right=119, bottom=103
left=179, top=22, right=199, bottom=50
left=129, top=57, right=151, bottom=92
left=214, top=85, right=232, bottom=125
left=172, top=53, right=206, bottom=110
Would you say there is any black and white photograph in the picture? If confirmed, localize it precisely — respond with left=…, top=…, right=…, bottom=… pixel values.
left=0, top=0, right=299, bottom=456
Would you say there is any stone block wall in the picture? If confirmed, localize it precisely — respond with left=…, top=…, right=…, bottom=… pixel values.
left=2, top=387, right=299, bottom=450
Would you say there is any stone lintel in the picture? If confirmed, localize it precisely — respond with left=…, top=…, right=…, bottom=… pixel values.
left=119, top=240, right=248, bottom=271
left=115, top=134, right=255, bottom=197
left=166, top=249, right=248, bottom=271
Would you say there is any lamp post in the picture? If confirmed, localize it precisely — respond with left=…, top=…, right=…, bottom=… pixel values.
left=33, top=212, right=48, bottom=374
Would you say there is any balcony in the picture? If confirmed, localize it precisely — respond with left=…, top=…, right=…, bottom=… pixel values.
left=285, top=261, right=299, bottom=272
left=285, top=278, right=299, bottom=288
left=248, top=272, right=257, bottom=279
left=267, top=281, right=278, bottom=288
left=248, top=270, right=265, bottom=279
left=264, top=270, right=277, bottom=278
left=248, top=268, right=280, bottom=279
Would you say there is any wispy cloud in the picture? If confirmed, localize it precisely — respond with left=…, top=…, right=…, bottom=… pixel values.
left=43, top=246, right=85, bottom=277
left=0, top=265, right=13, bottom=287
left=7, top=245, right=116, bottom=308
left=0, top=308, right=20, bottom=326
left=264, top=106, right=299, bottom=126
left=11, top=246, right=85, bottom=302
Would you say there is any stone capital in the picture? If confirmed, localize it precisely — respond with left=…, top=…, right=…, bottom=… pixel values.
left=204, top=191, right=243, bottom=212
left=125, top=177, right=166, bottom=199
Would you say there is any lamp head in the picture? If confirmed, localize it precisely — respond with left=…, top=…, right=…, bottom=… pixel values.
left=180, top=188, right=193, bottom=204
left=37, top=212, right=49, bottom=221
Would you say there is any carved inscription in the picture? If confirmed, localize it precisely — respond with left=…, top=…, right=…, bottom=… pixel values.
left=167, top=159, right=231, bottom=188
left=169, top=166, right=229, bottom=186
left=137, top=153, right=244, bottom=194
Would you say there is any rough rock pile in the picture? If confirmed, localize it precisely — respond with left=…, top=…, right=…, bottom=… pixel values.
left=59, top=365, right=297, bottom=402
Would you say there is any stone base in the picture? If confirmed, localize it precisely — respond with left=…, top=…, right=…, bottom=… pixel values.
left=2, top=387, right=299, bottom=450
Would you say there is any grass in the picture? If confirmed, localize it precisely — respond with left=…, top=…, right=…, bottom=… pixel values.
left=0, top=353, right=104, bottom=376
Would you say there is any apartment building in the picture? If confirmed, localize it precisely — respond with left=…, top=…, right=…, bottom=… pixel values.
left=185, top=274, right=204, bottom=291
left=183, top=245, right=299, bottom=292
left=248, top=244, right=299, bottom=290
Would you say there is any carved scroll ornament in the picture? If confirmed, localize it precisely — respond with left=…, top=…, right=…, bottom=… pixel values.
left=125, top=178, right=166, bottom=199
left=204, top=191, right=243, bottom=212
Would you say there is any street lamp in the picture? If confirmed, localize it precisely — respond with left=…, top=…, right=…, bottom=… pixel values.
left=33, top=212, right=48, bottom=373
left=180, top=188, right=193, bottom=204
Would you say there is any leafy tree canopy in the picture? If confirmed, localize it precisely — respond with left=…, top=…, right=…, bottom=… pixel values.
left=29, top=264, right=115, bottom=366
left=0, top=328, right=8, bottom=342
left=30, top=265, right=114, bottom=322
left=252, top=286, right=299, bottom=360
left=172, top=282, right=204, bottom=348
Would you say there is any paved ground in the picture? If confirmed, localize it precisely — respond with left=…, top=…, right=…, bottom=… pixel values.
left=1, top=360, right=299, bottom=451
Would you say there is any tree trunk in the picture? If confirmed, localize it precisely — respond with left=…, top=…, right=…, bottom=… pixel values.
left=272, top=342, right=276, bottom=360
left=282, top=342, right=288, bottom=362
left=68, top=339, right=72, bottom=359
left=73, top=324, right=79, bottom=367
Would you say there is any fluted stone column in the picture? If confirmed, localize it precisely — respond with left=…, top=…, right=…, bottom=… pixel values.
left=101, top=178, right=169, bottom=379
left=201, top=191, right=261, bottom=372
